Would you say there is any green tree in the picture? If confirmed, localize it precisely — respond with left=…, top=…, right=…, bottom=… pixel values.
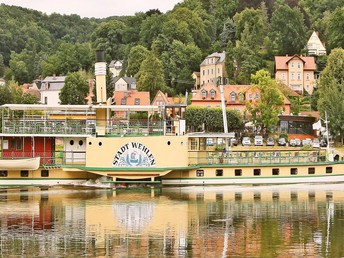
left=126, top=45, right=150, bottom=77
left=220, top=18, right=236, bottom=48
left=0, top=84, right=12, bottom=105
left=326, top=7, right=344, bottom=50
left=139, top=14, right=166, bottom=48
left=91, top=20, right=127, bottom=60
left=270, top=4, right=307, bottom=55
left=317, top=48, right=344, bottom=143
left=136, top=53, right=166, bottom=100
left=246, top=70, right=284, bottom=133
left=60, top=72, right=89, bottom=104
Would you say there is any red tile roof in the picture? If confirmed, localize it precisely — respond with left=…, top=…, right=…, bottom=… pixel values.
left=113, top=90, right=150, bottom=105
left=275, top=55, right=316, bottom=70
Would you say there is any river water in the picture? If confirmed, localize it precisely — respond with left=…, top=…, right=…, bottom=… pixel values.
left=0, top=184, right=344, bottom=257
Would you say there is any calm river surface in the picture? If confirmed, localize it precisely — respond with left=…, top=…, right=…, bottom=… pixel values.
left=1, top=184, right=344, bottom=257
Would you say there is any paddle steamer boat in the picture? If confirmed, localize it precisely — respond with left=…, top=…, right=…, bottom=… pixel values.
left=1, top=52, right=344, bottom=187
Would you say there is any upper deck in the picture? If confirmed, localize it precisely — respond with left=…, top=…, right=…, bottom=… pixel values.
left=0, top=104, right=185, bottom=137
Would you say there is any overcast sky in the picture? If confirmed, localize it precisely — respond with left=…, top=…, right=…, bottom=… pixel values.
left=0, top=0, right=183, bottom=18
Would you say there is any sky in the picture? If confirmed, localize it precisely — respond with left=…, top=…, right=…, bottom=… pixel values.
left=0, top=0, right=184, bottom=18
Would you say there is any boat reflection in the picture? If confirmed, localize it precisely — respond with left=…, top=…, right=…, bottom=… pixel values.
left=0, top=184, right=344, bottom=257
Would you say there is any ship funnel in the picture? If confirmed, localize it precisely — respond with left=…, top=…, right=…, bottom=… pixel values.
left=95, top=50, right=107, bottom=103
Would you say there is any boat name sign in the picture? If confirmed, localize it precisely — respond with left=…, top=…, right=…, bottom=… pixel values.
left=113, top=142, right=156, bottom=167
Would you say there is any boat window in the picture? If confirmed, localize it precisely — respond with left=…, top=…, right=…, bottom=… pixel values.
left=20, top=170, right=29, bottom=177
left=196, top=170, right=204, bottom=177
left=326, top=167, right=333, bottom=174
left=70, top=140, right=74, bottom=146
left=290, top=168, right=298, bottom=175
left=235, top=192, right=242, bottom=200
left=291, top=192, right=298, bottom=200
left=10, top=139, right=15, bottom=149
left=235, top=169, right=242, bottom=176
left=272, top=192, right=279, bottom=200
left=41, top=170, right=49, bottom=177
left=272, top=168, right=279, bottom=175
left=254, top=192, right=261, bottom=200
left=253, top=169, right=261, bottom=176
left=79, top=140, right=83, bottom=146
left=215, top=169, right=223, bottom=176
left=99, top=142, right=103, bottom=146
left=308, top=167, right=315, bottom=174
left=0, top=170, right=8, bottom=177
left=189, top=138, right=198, bottom=150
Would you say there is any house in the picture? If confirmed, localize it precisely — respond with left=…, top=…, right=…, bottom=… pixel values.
left=21, top=83, right=40, bottom=101
left=109, top=60, right=123, bottom=77
left=306, top=31, right=326, bottom=56
left=151, top=90, right=186, bottom=106
left=191, top=83, right=290, bottom=115
left=113, top=90, right=150, bottom=106
left=200, top=52, right=228, bottom=86
left=274, top=55, right=316, bottom=95
left=112, top=77, right=136, bottom=91
left=40, top=76, right=66, bottom=105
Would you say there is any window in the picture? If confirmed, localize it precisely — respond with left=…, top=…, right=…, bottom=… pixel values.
left=202, top=70, right=205, bottom=75
left=306, top=85, right=309, bottom=91
left=218, top=68, right=220, bottom=74
left=255, top=93, right=259, bottom=100
left=253, top=169, right=261, bottom=176
left=41, top=170, right=49, bottom=177
left=196, top=170, right=204, bottom=177
left=291, top=73, right=295, bottom=80
left=16, top=139, right=22, bottom=150
left=272, top=168, right=279, bottom=175
left=211, top=68, right=213, bottom=74
left=248, top=94, right=252, bottom=100
left=121, top=98, right=126, bottom=105
left=189, top=138, right=198, bottom=150
left=216, top=169, right=223, bottom=176
left=297, top=73, right=301, bottom=80
left=290, top=168, right=298, bottom=175
left=201, top=90, right=207, bottom=98
left=306, top=73, right=310, bottom=80
left=210, top=90, right=215, bottom=98
left=297, top=62, right=301, bottom=68
left=308, top=167, right=315, bottom=174
left=21, top=170, right=29, bottom=177
left=235, top=169, right=242, bottom=176
left=44, top=96, right=48, bottom=104
left=231, top=92, right=236, bottom=102
left=207, top=69, right=209, bottom=75
left=326, top=167, right=333, bottom=174
left=135, top=98, right=140, bottom=105
left=0, top=170, right=8, bottom=177
left=11, top=139, right=15, bottom=149
left=291, top=62, right=294, bottom=68
left=281, top=73, right=285, bottom=80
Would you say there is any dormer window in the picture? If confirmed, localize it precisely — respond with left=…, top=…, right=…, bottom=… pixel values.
left=210, top=89, right=215, bottom=99
left=248, top=94, right=253, bottom=100
left=255, top=93, right=259, bottom=100
left=201, top=90, right=207, bottom=99
left=230, top=92, right=236, bottom=102
left=121, top=98, right=126, bottom=105
left=238, top=92, right=244, bottom=101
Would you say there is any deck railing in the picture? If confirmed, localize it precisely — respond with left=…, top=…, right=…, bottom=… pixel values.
left=1, top=119, right=164, bottom=136
left=188, top=150, right=328, bottom=165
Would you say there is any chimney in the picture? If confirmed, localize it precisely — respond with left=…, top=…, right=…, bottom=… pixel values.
left=94, top=50, right=107, bottom=103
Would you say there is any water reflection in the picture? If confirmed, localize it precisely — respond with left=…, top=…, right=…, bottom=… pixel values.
left=0, top=184, right=344, bottom=257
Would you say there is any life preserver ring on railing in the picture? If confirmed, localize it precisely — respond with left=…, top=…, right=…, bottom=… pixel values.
left=309, top=156, right=317, bottom=162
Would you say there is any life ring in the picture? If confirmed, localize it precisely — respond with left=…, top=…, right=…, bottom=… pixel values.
left=309, top=156, right=317, bottom=162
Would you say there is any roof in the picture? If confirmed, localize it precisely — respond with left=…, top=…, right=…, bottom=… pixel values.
left=200, top=52, right=226, bottom=66
left=113, top=90, right=150, bottom=105
left=42, top=76, right=66, bottom=82
left=275, top=55, right=316, bottom=70
left=42, top=82, right=65, bottom=91
left=112, top=76, right=136, bottom=84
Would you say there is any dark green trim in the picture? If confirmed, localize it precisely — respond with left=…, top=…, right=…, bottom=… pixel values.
left=164, top=173, right=344, bottom=181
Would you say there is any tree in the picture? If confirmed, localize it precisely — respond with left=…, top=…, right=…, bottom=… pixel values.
left=246, top=70, right=284, bottom=133
left=326, top=7, right=344, bottom=50
left=0, top=84, right=12, bottom=105
left=270, top=4, right=307, bottom=55
left=126, top=45, right=150, bottom=77
left=220, top=18, right=236, bottom=48
left=317, top=48, right=344, bottom=143
left=60, top=72, right=89, bottom=104
left=136, top=53, right=166, bottom=100
left=91, top=20, right=127, bottom=60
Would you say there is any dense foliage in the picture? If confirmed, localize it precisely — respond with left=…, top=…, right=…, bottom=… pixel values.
left=186, top=106, right=242, bottom=132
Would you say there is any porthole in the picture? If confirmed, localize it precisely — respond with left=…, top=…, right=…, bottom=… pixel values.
left=79, top=140, right=83, bottom=146
left=70, top=140, right=74, bottom=146
left=98, top=142, right=102, bottom=146
left=167, top=141, right=171, bottom=145
left=89, top=141, right=92, bottom=145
